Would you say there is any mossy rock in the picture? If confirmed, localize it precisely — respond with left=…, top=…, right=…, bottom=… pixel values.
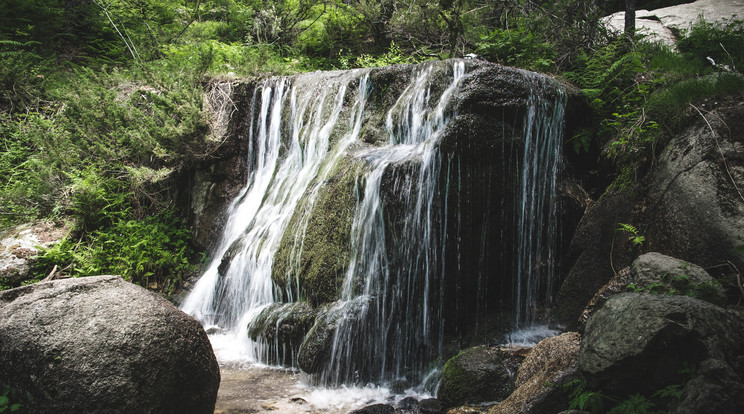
left=272, top=155, right=367, bottom=306
left=437, top=345, right=514, bottom=407
left=247, top=302, right=317, bottom=365
left=628, top=252, right=727, bottom=306
left=297, top=296, right=371, bottom=376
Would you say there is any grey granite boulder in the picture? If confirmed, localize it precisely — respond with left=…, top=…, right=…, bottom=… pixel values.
left=0, top=276, right=220, bottom=413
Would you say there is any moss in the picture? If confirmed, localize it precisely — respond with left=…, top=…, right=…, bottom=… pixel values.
left=437, top=346, right=513, bottom=407
left=272, top=155, right=366, bottom=306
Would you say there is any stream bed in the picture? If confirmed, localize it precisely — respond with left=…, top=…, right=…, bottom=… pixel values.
left=210, top=334, right=423, bottom=414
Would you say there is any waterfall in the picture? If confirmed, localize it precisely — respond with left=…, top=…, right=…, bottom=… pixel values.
left=181, top=59, right=567, bottom=387
left=513, top=74, right=566, bottom=328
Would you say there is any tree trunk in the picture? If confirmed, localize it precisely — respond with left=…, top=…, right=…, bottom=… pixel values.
left=624, top=0, right=636, bottom=36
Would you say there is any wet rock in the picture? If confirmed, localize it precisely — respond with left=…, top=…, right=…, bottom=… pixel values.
left=670, top=358, right=744, bottom=414
left=419, top=398, right=443, bottom=414
left=0, top=276, right=220, bottom=413
left=628, top=252, right=727, bottom=306
left=437, top=346, right=514, bottom=407
left=351, top=403, right=395, bottom=414
left=297, top=296, right=371, bottom=375
left=183, top=81, right=257, bottom=252
left=247, top=302, right=318, bottom=365
left=272, top=155, right=366, bottom=306
left=397, top=396, right=419, bottom=412
left=579, top=292, right=744, bottom=396
left=489, top=332, right=581, bottom=414
left=389, top=379, right=411, bottom=395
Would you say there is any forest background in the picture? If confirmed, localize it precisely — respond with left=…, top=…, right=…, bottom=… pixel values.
left=1, top=0, right=742, bottom=293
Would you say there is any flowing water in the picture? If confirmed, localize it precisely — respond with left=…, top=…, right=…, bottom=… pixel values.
left=181, top=59, right=567, bottom=404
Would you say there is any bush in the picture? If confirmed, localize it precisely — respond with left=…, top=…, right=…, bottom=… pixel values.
left=677, top=18, right=744, bottom=72
left=476, top=23, right=556, bottom=72
left=34, top=208, right=196, bottom=293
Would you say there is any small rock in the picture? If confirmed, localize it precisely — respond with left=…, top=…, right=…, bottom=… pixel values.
left=397, top=396, right=419, bottom=411
left=350, top=403, right=395, bottom=414
left=437, top=346, right=514, bottom=407
left=290, top=396, right=308, bottom=405
left=491, top=332, right=581, bottom=414
left=390, top=379, right=411, bottom=394
left=419, top=398, right=443, bottom=414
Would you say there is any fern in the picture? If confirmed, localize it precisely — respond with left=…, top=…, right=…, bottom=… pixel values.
left=617, top=222, right=645, bottom=246
left=608, top=394, right=656, bottom=414
left=0, top=39, right=40, bottom=58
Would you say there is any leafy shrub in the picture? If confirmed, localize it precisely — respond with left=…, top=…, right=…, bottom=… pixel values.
left=35, top=208, right=196, bottom=293
left=477, top=23, right=556, bottom=72
left=677, top=18, right=744, bottom=72
left=349, top=41, right=426, bottom=69
left=0, top=384, right=21, bottom=412
left=646, top=73, right=744, bottom=126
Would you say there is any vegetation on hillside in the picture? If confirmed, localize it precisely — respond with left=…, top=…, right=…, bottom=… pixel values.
left=0, top=0, right=742, bottom=293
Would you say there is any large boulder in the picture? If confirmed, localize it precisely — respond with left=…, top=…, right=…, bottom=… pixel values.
left=578, top=253, right=727, bottom=328
left=603, top=0, right=744, bottom=47
left=489, top=332, right=581, bottom=414
left=579, top=292, right=744, bottom=396
left=557, top=102, right=744, bottom=328
left=0, top=276, right=220, bottom=413
left=628, top=252, right=727, bottom=305
left=437, top=346, right=515, bottom=408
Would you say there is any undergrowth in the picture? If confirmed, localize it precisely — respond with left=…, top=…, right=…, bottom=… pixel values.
left=564, top=363, right=696, bottom=413
left=563, top=17, right=744, bottom=191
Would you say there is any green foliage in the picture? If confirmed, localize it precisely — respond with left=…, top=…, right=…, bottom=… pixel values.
left=564, top=377, right=607, bottom=414
left=342, top=41, right=426, bottom=69
left=0, top=385, right=21, bottom=413
left=646, top=73, right=744, bottom=125
left=476, top=23, right=556, bottom=72
left=564, top=39, right=660, bottom=163
left=35, top=208, right=195, bottom=293
left=564, top=366, right=693, bottom=414
left=677, top=18, right=744, bottom=71
left=617, top=223, right=645, bottom=246
left=607, top=394, right=655, bottom=414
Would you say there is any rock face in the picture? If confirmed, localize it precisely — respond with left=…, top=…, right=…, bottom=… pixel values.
left=579, top=292, right=744, bottom=396
left=0, top=221, right=68, bottom=286
left=489, top=332, right=581, bottom=414
left=0, top=276, right=220, bottom=413
left=557, top=102, right=744, bottom=328
left=603, top=0, right=744, bottom=47
left=670, top=358, right=744, bottom=414
left=437, top=346, right=514, bottom=407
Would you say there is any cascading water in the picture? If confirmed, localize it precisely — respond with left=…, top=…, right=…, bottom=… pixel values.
left=513, top=74, right=566, bottom=328
left=181, top=59, right=567, bottom=389
left=181, top=69, right=369, bottom=358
